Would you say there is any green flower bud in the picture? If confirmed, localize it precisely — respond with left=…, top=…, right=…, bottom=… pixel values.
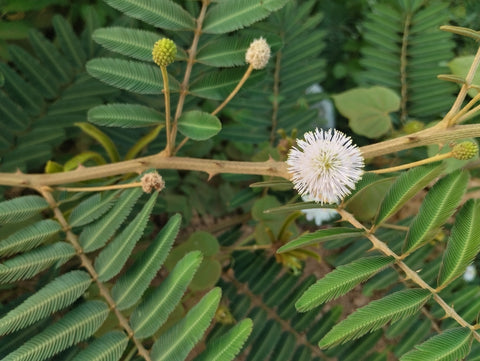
left=152, top=38, right=177, bottom=67
left=452, top=141, right=478, bottom=160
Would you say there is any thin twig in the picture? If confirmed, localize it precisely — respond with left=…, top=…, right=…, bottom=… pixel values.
left=37, top=187, right=152, bottom=361
left=338, top=208, right=480, bottom=343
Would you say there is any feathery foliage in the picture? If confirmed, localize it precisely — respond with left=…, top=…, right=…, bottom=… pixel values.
left=319, top=289, right=431, bottom=348
left=375, top=163, right=444, bottom=226
left=403, top=170, right=469, bottom=254
left=296, top=256, right=395, bottom=312
left=2, top=301, right=109, bottom=361
left=0, top=271, right=91, bottom=335
left=400, top=327, right=473, bottom=361
left=111, top=213, right=181, bottom=310
left=438, top=199, right=480, bottom=288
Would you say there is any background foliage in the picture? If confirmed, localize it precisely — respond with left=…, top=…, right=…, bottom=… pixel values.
left=1, top=0, right=480, bottom=360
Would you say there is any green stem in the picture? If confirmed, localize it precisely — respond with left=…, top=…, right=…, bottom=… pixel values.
left=211, top=65, right=253, bottom=116
left=160, top=66, right=172, bottom=155
left=370, top=151, right=452, bottom=174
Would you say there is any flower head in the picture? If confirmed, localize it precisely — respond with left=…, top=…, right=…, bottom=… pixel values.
left=245, top=37, right=270, bottom=70
left=452, top=141, right=478, bottom=160
left=287, top=128, right=364, bottom=204
left=141, top=172, right=165, bottom=193
left=152, top=38, right=177, bottom=67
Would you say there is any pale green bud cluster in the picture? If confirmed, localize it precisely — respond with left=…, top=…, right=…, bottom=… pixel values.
left=152, top=38, right=177, bottom=67
left=452, top=141, right=478, bottom=160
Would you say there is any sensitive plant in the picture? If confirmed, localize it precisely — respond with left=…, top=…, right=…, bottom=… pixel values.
left=1, top=1, right=480, bottom=361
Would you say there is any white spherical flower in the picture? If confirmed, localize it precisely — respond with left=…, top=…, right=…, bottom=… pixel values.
left=245, top=37, right=271, bottom=69
left=287, top=128, right=364, bottom=204
left=463, top=265, right=477, bottom=282
left=301, top=195, right=338, bottom=226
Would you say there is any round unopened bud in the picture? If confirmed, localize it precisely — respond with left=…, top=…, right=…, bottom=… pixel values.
left=141, top=172, right=165, bottom=193
left=152, top=38, right=177, bottom=67
left=245, top=37, right=271, bottom=70
left=452, top=141, right=478, bottom=160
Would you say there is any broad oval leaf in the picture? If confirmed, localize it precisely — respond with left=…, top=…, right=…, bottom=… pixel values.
left=333, top=86, right=399, bottom=138
left=400, top=327, right=473, bottom=361
left=448, top=55, right=480, bottom=97
left=177, top=110, right=221, bottom=141
left=319, top=289, right=431, bottom=348
left=88, top=103, right=164, bottom=128
left=2, top=301, right=109, bottom=361
left=87, top=58, right=179, bottom=94
left=112, top=214, right=182, bottom=310
left=104, top=0, right=195, bottom=31
left=277, top=228, right=365, bottom=253
left=130, top=250, right=203, bottom=338
left=438, top=199, right=480, bottom=288
left=403, top=170, right=469, bottom=254
left=150, top=287, right=222, bottom=361
left=203, top=0, right=289, bottom=34
left=0, top=195, right=48, bottom=224
left=296, top=256, right=395, bottom=312
left=374, top=163, right=444, bottom=226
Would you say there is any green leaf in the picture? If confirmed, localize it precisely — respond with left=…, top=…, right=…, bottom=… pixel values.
left=190, top=67, right=263, bottom=100
left=344, top=175, right=395, bottom=222
left=150, top=288, right=221, bottom=361
left=87, top=58, right=178, bottom=94
left=125, top=124, right=163, bottom=160
left=95, top=192, right=158, bottom=282
left=277, top=228, right=365, bottom=253
left=374, top=164, right=444, bottom=226
left=75, top=122, right=120, bottom=163
left=0, top=195, right=48, bottom=224
left=319, top=289, right=431, bottom=348
left=438, top=199, right=480, bottom=288
left=333, top=86, right=399, bottom=138
left=296, top=256, right=395, bottom=312
left=177, top=110, right=221, bottom=141
left=0, top=242, right=75, bottom=284
left=2, top=301, right=109, bottom=361
left=196, top=319, right=253, bottom=361
left=400, top=327, right=472, bottom=361
left=112, top=214, right=181, bottom=310
left=104, top=0, right=195, bottom=31
left=71, top=331, right=128, bottom=361
left=196, top=33, right=282, bottom=67
left=52, top=15, right=86, bottom=69
left=79, top=188, right=143, bottom=252
left=203, top=0, right=289, bottom=34
left=0, top=219, right=61, bottom=257
left=448, top=56, right=480, bottom=97
left=264, top=201, right=337, bottom=214
left=130, top=250, right=203, bottom=339
left=88, top=103, right=164, bottom=128
left=92, top=27, right=162, bottom=62
left=64, top=151, right=107, bottom=171
left=69, top=191, right=118, bottom=227
left=403, top=170, right=469, bottom=254
left=0, top=271, right=91, bottom=335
